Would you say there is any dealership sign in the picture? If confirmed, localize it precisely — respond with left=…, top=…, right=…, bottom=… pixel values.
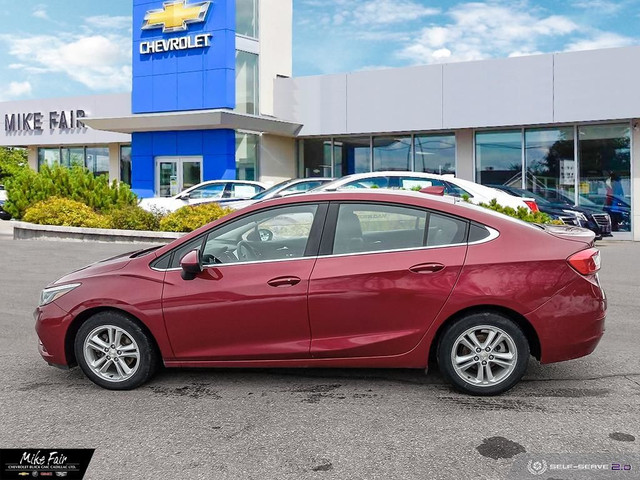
left=4, top=110, right=86, bottom=132
left=139, top=0, right=212, bottom=55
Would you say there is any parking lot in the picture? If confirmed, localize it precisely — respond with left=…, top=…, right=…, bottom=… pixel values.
left=0, top=235, right=638, bottom=479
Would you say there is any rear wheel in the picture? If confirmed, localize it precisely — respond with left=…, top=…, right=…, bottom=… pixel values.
left=74, top=311, right=159, bottom=390
left=437, top=312, right=529, bottom=395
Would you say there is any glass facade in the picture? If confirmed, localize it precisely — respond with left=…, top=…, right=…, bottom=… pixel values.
left=373, top=136, right=411, bottom=172
left=475, top=130, right=522, bottom=186
left=236, top=132, right=259, bottom=181
left=475, top=122, right=632, bottom=233
left=38, top=146, right=110, bottom=176
left=334, top=137, right=371, bottom=176
left=300, top=138, right=331, bottom=177
left=414, top=134, right=456, bottom=174
left=236, top=51, right=259, bottom=115
left=236, top=0, right=258, bottom=38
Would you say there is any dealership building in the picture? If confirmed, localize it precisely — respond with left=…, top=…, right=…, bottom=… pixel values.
left=1, top=0, right=639, bottom=239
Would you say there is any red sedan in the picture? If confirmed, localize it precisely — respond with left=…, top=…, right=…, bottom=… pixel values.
left=34, top=190, right=606, bottom=395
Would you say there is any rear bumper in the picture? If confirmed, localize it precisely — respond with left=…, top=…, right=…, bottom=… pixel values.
left=34, top=302, right=73, bottom=367
left=527, top=276, right=606, bottom=364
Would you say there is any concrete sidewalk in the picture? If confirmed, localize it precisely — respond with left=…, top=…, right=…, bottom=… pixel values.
left=0, top=220, right=14, bottom=237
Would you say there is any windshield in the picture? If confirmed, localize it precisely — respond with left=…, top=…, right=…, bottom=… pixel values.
left=250, top=180, right=292, bottom=200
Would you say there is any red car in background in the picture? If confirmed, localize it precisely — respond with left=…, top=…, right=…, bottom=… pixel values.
left=34, top=190, right=606, bottom=395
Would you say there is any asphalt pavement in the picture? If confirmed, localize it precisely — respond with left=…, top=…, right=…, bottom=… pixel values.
left=0, top=237, right=638, bottom=479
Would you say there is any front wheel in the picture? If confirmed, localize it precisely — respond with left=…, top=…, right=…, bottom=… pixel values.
left=74, top=311, right=159, bottom=390
left=437, top=312, right=529, bottom=396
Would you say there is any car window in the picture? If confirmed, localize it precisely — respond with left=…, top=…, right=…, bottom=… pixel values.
left=167, top=235, right=206, bottom=269
left=332, top=203, right=427, bottom=255
left=229, top=183, right=262, bottom=198
left=188, top=184, right=225, bottom=199
left=444, top=182, right=473, bottom=198
left=427, top=213, right=468, bottom=246
left=280, top=181, right=324, bottom=196
left=201, top=205, right=319, bottom=265
left=341, top=177, right=389, bottom=189
left=398, top=177, right=445, bottom=191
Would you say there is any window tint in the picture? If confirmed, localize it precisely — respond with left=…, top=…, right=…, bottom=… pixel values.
left=280, top=181, right=324, bottom=196
left=444, top=182, right=473, bottom=198
left=341, top=177, right=389, bottom=189
left=230, top=183, right=262, bottom=198
left=332, top=204, right=427, bottom=255
left=427, top=213, right=468, bottom=246
left=201, top=205, right=319, bottom=265
left=398, top=177, right=445, bottom=191
left=468, top=224, right=491, bottom=243
left=189, top=184, right=225, bottom=199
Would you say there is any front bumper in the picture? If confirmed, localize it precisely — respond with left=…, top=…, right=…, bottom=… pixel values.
left=34, top=302, right=74, bottom=368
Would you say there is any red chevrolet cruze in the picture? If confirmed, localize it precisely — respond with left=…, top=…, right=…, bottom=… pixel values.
left=34, top=190, right=606, bottom=395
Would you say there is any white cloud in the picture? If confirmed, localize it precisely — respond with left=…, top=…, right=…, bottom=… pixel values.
left=565, top=32, right=636, bottom=51
left=571, top=0, right=625, bottom=15
left=398, top=2, right=593, bottom=64
left=0, top=81, right=32, bottom=102
left=32, top=5, right=48, bottom=20
left=84, top=15, right=132, bottom=31
left=355, top=0, right=439, bottom=25
left=1, top=15, right=132, bottom=92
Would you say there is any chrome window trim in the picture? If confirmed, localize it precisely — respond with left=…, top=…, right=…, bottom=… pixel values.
left=151, top=226, right=499, bottom=271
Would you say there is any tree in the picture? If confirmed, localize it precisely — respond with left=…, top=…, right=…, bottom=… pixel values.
left=0, top=147, right=28, bottom=181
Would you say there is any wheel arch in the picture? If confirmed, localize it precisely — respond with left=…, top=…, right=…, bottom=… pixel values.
left=428, top=305, right=541, bottom=365
left=64, top=306, right=162, bottom=367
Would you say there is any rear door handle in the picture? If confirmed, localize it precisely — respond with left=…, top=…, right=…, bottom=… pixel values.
left=409, top=263, right=445, bottom=274
left=267, top=276, right=302, bottom=287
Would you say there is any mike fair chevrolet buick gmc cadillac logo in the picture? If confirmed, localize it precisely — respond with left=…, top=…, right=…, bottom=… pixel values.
left=140, top=0, right=212, bottom=55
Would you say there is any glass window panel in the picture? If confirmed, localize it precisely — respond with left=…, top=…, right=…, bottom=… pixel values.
left=333, top=203, right=427, bottom=255
left=301, top=138, right=332, bottom=177
left=373, top=136, right=411, bottom=171
left=475, top=130, right=522, bottom=186
left=182, top=161, right=201, bottom=191
left=229, top=183, right=262, bottom=198
left=120, top=145, right=132, bottom=185
left=61, top=147, right=85, bottom=168
left=236, top=0, right=258, bottom=38
left=236, top=132, right=259, bottom=181
left=333, top=137, right=371, bottom=176
left=525, top=127, right=575, bottom=203
left=426, top=213, right=467, bottom=247
left=158, top=161, right=178, bottom=197
left=202, top=205, right=319, bottom=264
left=85, top=146, right=109, bottom=177
left=235, top=51, right=258, bottom=115
left=578, top=124, right=631, bottom=232
left=38, top=148, right=60, bottom=170
left=414, top=134, right=456, bottom=175
left=189, top=184, right=225, bottom=200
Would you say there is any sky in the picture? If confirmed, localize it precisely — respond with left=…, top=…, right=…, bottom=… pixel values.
left=0, top=0, right=638, bottom=101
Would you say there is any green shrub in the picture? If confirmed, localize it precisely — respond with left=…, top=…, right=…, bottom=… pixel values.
left=107, top=206, right=160, bottom=231
left=0, top=147, right=28, bottom=182
left=476, top=198, right=558, bottom=224
left=23, top=197, right=109, bottom=228
left=159, top=203, right=233, bottom=232
left=4, top=164, right=137, bottom=219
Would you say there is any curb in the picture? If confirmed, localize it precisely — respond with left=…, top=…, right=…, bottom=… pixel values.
left=13, top=222, right=185, bottom=244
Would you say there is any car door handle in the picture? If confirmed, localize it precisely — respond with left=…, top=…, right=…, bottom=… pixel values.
left=409, top=263, right=445, bottom=274
left=267, top=276, right=302, bottom=287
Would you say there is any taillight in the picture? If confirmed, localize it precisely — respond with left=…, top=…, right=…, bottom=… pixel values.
left=567, top=248, right=601, bottom=275
left=524, top=200, right=539, bottom=212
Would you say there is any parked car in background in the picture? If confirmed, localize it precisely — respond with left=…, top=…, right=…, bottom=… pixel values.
left=581, top=194, right=631, bottom=233
left=221, top=178, right=333, bottom=211
left=35, top=189, right=605, bottom=395
left=533, top=188, right=616, bottom=235
left=139, top=180, right=266, bottom=213
left=0, top=185, right=10, bottom=220
left=490, top=185, right=612, bottom=239
left=312, top=172, right=538, bottom=212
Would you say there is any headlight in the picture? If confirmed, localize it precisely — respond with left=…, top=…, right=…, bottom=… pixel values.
left=40, top=283, right=81, bottom=306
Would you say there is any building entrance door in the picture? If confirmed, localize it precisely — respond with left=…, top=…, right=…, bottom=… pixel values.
left=155, top=156, right=203, bottom=197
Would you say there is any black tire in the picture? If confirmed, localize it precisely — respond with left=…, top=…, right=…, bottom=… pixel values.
left=74, top=311, right=159, bottom=390
left=437, top=312, right=529, bottom=396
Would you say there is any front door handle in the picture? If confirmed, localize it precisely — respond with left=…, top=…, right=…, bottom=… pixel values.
left=409, top=263, right=445, bottom=274
left=267, top=276, right=302, bottom=287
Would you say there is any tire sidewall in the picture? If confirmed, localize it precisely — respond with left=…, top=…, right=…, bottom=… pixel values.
left=438, top=312, right=530, bottom=396
left=74, top=311, right=157, bottom=390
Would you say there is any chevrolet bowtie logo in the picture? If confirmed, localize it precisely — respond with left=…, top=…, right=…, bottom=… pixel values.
left=142, top=1, right=211, bottom=33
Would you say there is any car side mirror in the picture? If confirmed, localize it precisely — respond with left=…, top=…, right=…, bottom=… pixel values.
left=180, top=249, right=203, bottom=280
left=178, top=193, right=191, bottom=200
